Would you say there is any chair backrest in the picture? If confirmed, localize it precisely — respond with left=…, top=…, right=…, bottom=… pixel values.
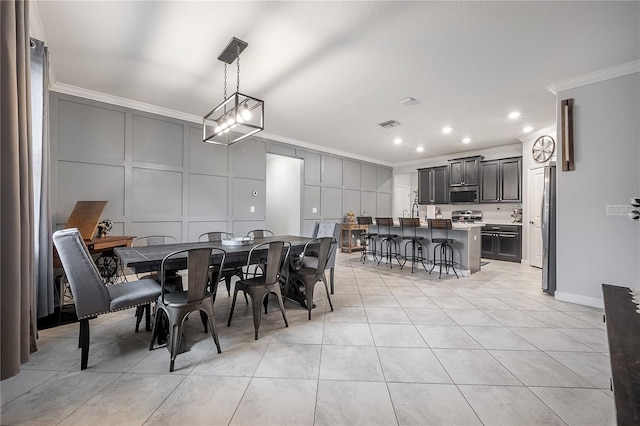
left=52, top=228, right=110, bottom=318
left=357, top=216, right=373, bottom=226
left=400, top=217, right=421, bottom=238
left=132, top=235, right=178, bottom=247
left=247, top=229, right=274, bottom=239
left=303, top=237, right=335, bottom=275
left=311, top=222, right=340, bottom=268
left=160, top=246, right=225, bottom=303
left=199, top=231, right=233, bottom=242
left=428, top=218, right=452, bottom=239
left=246, top=241, right=290, bottom=286
left=376, top=217, right=394, bottom=235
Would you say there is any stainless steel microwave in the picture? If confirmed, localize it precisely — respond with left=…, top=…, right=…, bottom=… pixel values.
left=449, top=186, right=479, bottom=204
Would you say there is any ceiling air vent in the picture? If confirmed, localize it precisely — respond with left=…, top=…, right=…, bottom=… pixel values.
left=378, top=120, right=401, bottom=129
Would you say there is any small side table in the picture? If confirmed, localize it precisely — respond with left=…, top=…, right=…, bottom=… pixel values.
left=341, top=223, right=368, bottom=253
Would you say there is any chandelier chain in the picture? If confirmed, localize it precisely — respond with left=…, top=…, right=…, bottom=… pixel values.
left=223, top=63, right=227, bottom=99
left=236, top=45, right=240, bottom=93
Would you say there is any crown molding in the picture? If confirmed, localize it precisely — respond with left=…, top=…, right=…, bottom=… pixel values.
left=393, top=143, right=523, bottom=169
left=518, top=124, right=556, bottom=144
left=50, top=82, right=205, bottom=124
left=260, top=132, right=393, bottom=167
left=548, top=60, right=640, bottom=94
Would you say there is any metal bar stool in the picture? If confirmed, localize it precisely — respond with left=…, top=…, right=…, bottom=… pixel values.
left=375, top=217, right=400, bottom=268
left=399, top=218, right=429, bottom=273
left=357, top=216, right=377, bottom=264
left=428, top=219, right=459, bottom=279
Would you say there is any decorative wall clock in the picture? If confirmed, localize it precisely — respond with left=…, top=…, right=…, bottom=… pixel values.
left=532, top=135, right=556, bottom=163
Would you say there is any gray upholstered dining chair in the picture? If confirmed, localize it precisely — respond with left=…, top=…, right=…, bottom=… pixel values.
left=149, top=245, right=225, bottom=372
left=288, top=237, right=335, bottom=320
left=227, top=241, right=290, bottom=340
left=52, top=228, right=162, bottom=370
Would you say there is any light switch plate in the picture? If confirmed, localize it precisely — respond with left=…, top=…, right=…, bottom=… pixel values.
left=250, top=206, right=255, bottom=213
left=312, top=207, right=317, bottom=213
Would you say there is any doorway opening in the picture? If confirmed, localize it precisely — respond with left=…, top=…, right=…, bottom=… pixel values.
left=266, top=154, right=303, bottom=235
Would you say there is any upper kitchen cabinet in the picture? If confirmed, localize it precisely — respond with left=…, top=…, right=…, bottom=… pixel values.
left=480, top=157, right=522, bottom=203
left=449, top=156, right=482, bottom=187
left=418, top=166, right=448, bottom=204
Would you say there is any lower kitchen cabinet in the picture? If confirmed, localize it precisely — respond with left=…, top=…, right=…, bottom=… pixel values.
left=481, top=224, right=521, bottom=262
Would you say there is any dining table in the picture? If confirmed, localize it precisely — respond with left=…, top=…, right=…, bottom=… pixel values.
left=113, top=234, right=316, bottom=306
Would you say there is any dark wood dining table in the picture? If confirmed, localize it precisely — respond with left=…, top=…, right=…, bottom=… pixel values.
left=113, top=235, right=316, bottom=306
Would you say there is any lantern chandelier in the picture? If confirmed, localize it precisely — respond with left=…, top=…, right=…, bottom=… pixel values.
left=203, top=37, right=264, bottom=146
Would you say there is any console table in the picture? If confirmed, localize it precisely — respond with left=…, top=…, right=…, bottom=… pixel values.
left=341, top=223, right=367, bottom=253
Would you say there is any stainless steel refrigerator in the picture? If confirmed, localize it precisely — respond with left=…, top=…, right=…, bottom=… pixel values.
left=541, top=162, right=556, bottom=295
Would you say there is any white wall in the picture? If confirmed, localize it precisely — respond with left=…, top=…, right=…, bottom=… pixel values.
left=555, top=71, right=640, bottom=307
left=266, top=154, right=302, bottom=235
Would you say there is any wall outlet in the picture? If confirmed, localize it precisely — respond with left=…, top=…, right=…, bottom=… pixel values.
left=250, top=205, right=255, bottom=213
left=312, top=207, right=317, bottom=214
left=606, top=205, right=632, bottom=216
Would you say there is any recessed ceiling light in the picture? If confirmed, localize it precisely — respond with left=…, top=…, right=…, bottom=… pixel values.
left=393, top=138, right=402, bottom=144
left=508, top=111, right=521, bottom=119
left=522, top=126, right=533, bottom=133
left=462, top=137, right=471, bottom=144
left=442, top=127, right=452, bottom=134
left=416, top=146, right=424, bottom=153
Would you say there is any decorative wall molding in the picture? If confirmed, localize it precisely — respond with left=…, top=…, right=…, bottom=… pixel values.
left=548, top=60, right=640, bottom=94
left=50, top=82, right=391, bottom=168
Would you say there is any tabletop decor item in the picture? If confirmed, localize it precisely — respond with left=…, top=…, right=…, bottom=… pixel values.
left=96, top=219, right=113, bottom=237
left=345, top=211, right=356, bottom=223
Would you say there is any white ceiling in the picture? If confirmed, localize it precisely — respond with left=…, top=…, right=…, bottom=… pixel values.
left=34, top=1, right=639, bottom=166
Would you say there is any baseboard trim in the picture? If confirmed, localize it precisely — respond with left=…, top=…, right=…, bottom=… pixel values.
left=554, top=291, right=603, bottom=309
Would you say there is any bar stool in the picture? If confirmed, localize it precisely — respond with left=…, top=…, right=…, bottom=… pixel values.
left=399, top=218, right=428, bottom=273
left=357, top=216, right=377, bottom=264
left=428, top=219, right=459, bottom=279
left=375, top=217, right=400, bottom=268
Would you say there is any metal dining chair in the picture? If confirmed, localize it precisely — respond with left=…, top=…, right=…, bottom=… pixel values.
left=199, top=231, right=244, bottom=300
left=149, top=245, right=225, bottom=372
left=227, top=240, right=290, bottom=340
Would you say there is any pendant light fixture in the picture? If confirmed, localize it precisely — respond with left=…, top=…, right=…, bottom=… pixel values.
left=203, top=37, right=264, bottom=146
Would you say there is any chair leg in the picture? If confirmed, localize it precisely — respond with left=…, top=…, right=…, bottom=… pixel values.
left=199, top=311, right=208, bottom=333
left=272, top=288, right=289, bottom=328
left=323, top=276, right=334, bottom=313
left=169, top=321, right=181, bottom=372
left=227, top=287, right=240, bottom=327
left=79, top=318, right=90, bottom=370
left=135, top=305, right=146, bottom=332
left=252, top=294, right=265, bottom=340
left=204, top=309, right=222, bottom=354
left=145, top=304, right=152, bottom=331
left=149, top=305, right=161, bottom=351
left=304, top=279, right=315, bottom=320
left=330, top=268, right=335, bottom=295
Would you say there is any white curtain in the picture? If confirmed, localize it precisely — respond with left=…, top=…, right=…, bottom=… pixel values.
left=31, top=38, right=55, bottom=318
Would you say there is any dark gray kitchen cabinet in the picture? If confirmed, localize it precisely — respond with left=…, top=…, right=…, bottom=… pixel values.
left=418, top=166, right=449, bottom=204
left=480, top=157, right=522, bottom=203
left=481, top=224, right=521, bottom=262
left=449, top=156, right=482, bottom=186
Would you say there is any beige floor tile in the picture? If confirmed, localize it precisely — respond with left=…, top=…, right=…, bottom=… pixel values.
left=545, top=351, right=612, bottom=388
left=254, top=343, right=321, bottom=379
left=462, top=326, right=537, bottom=350
left=378, top=347, right=452, bottom=383
left=415, top=325, right=482, bottom=349
left=365, top=307, right=411, bottom=324
left=444, top=309, right=503, bottom=326
left=315, top=380, right=397, bottom=425
left=460, top=385, right=565, bottom=425
left=510, top=327, right=595, bottom=352
left=230, top=378, right=317, bottom=425
left=530, top=387, right=616, bottom=426
left=319, top=345, right=384, bottom=381
left=389, top=383, right=482, bottom=425
left=433, top=349, right=520, bottom=385
left=322, top=322, right=374, bottom=346
left=370, top=323, right=427, bottom=347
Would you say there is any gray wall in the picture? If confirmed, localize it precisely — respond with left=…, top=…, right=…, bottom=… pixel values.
left=50, top=93, right=392, bottom=241
left=555, top=72, right=640, bottom=307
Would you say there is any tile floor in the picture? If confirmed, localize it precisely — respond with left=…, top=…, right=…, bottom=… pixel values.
left=1, top=253, right=616, bottom=425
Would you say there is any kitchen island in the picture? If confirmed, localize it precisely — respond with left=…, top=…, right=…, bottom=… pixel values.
left=369, top=222, right=482, bottom=276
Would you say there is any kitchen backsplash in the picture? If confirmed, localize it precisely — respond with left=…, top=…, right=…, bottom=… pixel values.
left=418, top=203, right=522, bottom=222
